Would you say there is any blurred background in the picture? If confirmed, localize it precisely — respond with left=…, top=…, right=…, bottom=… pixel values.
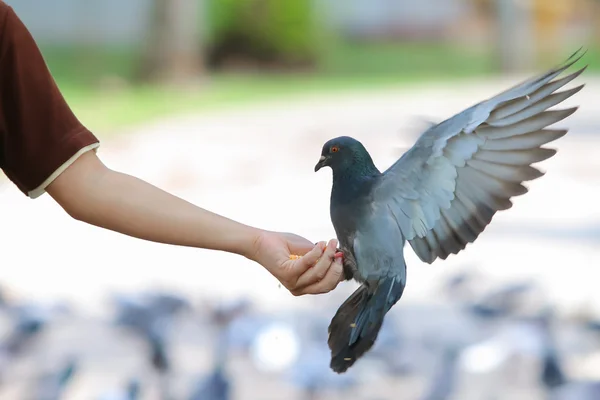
left=1, top=0, right=599, bottom=399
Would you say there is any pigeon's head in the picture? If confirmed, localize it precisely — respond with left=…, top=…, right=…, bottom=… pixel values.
left=314, top=136, right=369, bottom=173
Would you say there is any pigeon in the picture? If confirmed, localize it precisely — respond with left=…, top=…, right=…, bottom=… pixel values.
left=188, top=366, right=231, bottom=400
left=535, top=310, right=600, bottom=399
left=30, top=357, right=78, bottom=400
left=313, top=48, right=586, bottom=373
left=419, top=344, right=461, bottom=400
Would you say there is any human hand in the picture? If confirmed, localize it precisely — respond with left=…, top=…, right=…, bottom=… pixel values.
left=248, top=230, right=344, bottom=296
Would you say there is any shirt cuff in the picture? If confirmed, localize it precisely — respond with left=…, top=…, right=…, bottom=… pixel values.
left=28, top=142, right=100, bottom=199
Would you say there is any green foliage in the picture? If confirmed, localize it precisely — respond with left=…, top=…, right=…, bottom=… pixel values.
left=206, top=0, right=323, bottom=67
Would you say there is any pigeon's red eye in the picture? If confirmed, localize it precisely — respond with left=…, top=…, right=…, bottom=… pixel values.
left=331, top=146, right=339, bottom=153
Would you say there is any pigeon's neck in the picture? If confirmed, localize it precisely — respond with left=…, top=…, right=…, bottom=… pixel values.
left=331, top=159, right=380, bottom=202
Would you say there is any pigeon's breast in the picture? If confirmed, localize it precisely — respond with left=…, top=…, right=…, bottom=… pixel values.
left=330, top=199, right=363, bottom=248
left=329, top=175, right=380, bottom=257
left=352, top=202, right=407, bottom=280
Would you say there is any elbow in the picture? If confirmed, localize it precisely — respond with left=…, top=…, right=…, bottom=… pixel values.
left=50, top=186, right=95, bottom=223
left=62, top=201, right=89, bottom=223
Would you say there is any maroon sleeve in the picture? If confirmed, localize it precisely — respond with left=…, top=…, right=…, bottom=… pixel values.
left=0, top=2, right=100, bottom=197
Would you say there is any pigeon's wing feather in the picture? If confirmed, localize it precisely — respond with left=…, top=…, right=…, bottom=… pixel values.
left=373, top=49, right=586, bottom=263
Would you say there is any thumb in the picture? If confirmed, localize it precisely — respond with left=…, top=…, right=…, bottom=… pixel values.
left=285, top=234, right=316, bottom=255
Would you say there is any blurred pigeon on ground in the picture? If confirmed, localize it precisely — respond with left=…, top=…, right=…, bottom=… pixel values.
left=1, top=302, right=51, bottom=357
left=111, top=291, right=189, bottom=335
left=147, top=318, right=170, bottom=373
left=188, top=313, right=232, bottom=400
left=110, top=292, right=184, bottom=400
left=110, top=291, right=187, bottom=374
left=445, top=270, right=472, bottom=293
left=211, top=298, right=251, bottom=319
left=419, top=344, right=461, bottom=400
left=29, top=357, right=78, bottom=400
left=287, top=341, right=358, bottom=400
left=535, top=310, right=600, bottom=399
left=313, top=49, right=586, bottom=373
left=466, top=281, right=536, bottom=320
left=188, top=366, right=231, bottom=400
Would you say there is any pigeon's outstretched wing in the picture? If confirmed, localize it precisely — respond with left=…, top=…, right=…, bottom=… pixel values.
left=373, top=48, right=586, bottom=264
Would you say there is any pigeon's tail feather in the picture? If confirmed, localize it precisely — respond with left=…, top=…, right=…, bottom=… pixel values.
left=328, top=277, right=405, bottom=373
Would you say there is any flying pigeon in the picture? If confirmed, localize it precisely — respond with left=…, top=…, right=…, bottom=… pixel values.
left=313, top=48, right=586, bottom=373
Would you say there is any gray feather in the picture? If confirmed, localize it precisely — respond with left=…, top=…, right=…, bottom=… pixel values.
left=488, top=67, right=586, bottom=121
left=473, top=148, right=557, bottom=165
left=481, top=129, right=568, bottom=151
left=488, top=85, right=583, bottom=127
left=477, top=108, right=578, bottom=139
left=465, top=159, right=544, bottom=182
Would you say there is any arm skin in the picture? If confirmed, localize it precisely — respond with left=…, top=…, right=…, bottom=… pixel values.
left=46, top=151, right=344, bottom=295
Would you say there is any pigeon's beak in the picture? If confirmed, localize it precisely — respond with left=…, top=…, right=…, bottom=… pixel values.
left=314, top=155, right=329, bottom=172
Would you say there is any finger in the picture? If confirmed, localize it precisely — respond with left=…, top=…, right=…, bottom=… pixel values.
left=295, top=239, right=337, bottom=289
left=289, top=241, right=326, bottom=277
left=334, top=251, right=345, bottom=282
left=301, top=255, right=344, bottom=295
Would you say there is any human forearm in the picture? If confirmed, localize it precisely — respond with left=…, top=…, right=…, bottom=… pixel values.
left=79, top=170, right=259, bottom=255
left=47, top=152, right=260, bottom=257
left=47, top=151, right=344, bottom=295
